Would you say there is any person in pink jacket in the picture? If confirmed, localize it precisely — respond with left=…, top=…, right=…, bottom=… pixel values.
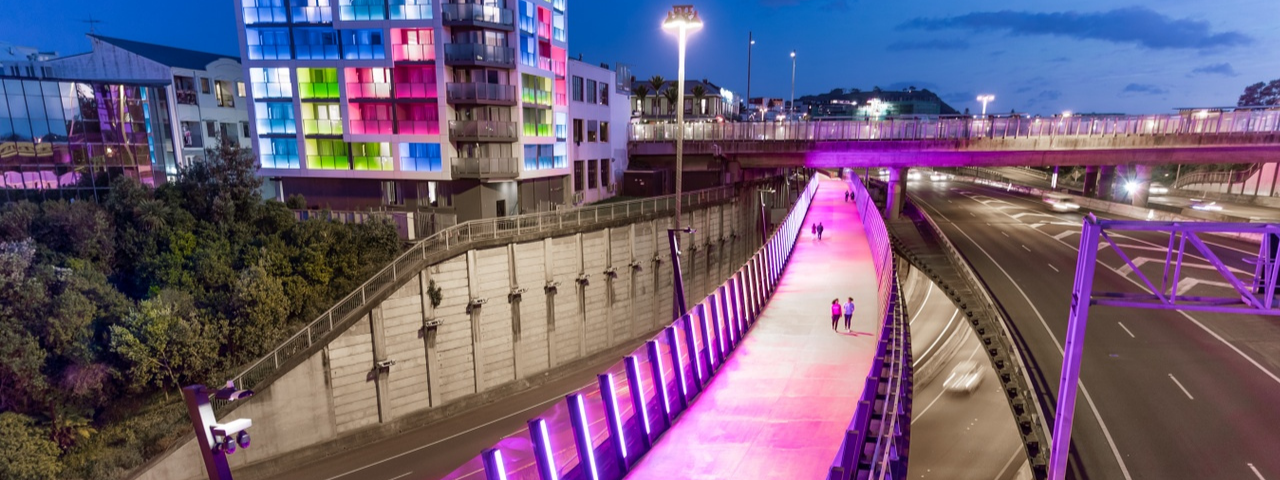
left=830, top=299, right=841, bottom=331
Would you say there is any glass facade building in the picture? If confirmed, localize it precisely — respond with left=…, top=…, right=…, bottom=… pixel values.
left=0, top=76, right=173, bottom=202
left=236, top=0, right=571, bottom=219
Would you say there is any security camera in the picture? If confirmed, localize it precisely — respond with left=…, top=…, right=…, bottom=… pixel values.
left=376, top=359, right=396, bottom=369
left=211, top=418, right=252, bottom=454
left=214, top=381, right=254, bottom=402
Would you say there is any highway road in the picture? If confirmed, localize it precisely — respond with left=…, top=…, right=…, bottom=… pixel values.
left=902, top=267, right=1027, bottom=480
left=909, top=178, right=1280, bottom=480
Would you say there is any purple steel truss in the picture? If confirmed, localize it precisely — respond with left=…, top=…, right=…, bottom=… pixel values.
left=1049, top=214, right=1280, bottom=480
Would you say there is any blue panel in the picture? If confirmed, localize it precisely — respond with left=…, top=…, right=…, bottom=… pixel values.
left=342, top=29, right=387, bottom=60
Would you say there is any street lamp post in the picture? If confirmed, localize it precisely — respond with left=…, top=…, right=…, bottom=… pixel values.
left=789, top=50, right=796, bottom=118
left=977, top=94, right=995, bottom=116
left=663, top=4, right=702, bottom=232
left=746, top=32, right=754, bottom=120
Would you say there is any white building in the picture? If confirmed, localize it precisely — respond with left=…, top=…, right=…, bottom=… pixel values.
left=567, top=59, right=628, bottom=205
left=47, top=35, right=251, bottom=173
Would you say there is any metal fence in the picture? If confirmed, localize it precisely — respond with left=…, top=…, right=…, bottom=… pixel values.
left=630, top=110, right=1280, bottom=142
left=224, top=184, right=743, bottom=397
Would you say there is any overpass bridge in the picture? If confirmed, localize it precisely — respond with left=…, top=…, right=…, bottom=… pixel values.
left=629, top=111, right=1280, bottom=168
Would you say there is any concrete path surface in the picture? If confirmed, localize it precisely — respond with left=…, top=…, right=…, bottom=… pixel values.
left=625, top=176, right=882, bottom=479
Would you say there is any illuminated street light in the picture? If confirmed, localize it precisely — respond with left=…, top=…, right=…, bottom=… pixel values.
left=662, top=4, right=702, bottom=232
left=977, top=94, right=995, bottom=116
left=746, top=32, right=755, bottom=120
left=789, top=50, right=796, bottom=118
left=1062, top=111, right=1074, bottom=118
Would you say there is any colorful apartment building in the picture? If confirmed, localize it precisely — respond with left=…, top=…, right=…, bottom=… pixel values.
left=234, top=0, right=571, bottom=221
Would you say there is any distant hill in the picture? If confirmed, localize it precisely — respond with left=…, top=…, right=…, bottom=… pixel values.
left=799, top=87, right=960, bottom=115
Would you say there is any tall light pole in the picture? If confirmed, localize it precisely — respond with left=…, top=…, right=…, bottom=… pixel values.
left=789, top=50, right=796, bottom=117
left=663, top=5, right=702, bottom=232
left=977, top=94, right=995, bottom=116
left=746, top=32, right=754, bottom=120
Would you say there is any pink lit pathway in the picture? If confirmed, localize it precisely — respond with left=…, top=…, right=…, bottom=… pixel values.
left=625, top=176, right=881, bottom=479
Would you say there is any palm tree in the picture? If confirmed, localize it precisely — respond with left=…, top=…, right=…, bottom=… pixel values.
left=634, top=84, right=650, bottom=116
left=663, top=87, right=680, bottom=115
left=648, top=75, right=666, bottom=115
left=691, top=84, right=707, bottom=116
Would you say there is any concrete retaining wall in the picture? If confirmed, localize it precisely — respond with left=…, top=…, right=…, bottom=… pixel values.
left=134, top=199, right=756, bottom=480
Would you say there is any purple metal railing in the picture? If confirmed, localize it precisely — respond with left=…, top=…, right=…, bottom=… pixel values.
left=443, top=175, right=821, bottom=480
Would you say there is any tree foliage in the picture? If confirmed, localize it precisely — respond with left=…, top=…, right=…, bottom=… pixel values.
left=0, top=413, right=63, bottom=480
left=1238, top=79, right=1280, bottom=106
left=0, top=143, right=403, bottom=478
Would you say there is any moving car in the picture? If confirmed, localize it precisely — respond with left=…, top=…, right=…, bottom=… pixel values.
left=1043, top=193, right=1081, bottom=212
left=943, top=360, right=984, bottom=393
left=930, top=172, right=950, bottom=182
left=1149, top=183, right=1169, bottom=195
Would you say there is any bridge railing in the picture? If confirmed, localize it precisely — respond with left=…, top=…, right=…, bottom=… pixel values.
left=439, top=175, right=821, bottom=480
left=630, top=110, right=1280, bottom=143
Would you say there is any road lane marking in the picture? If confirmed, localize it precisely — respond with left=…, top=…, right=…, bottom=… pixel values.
left=916, top=198, right=1134, bottom=480
left=918, top=309, right=961, bottom=365
left=913, top=344, right=982, bottom=423
left=1169, top=374, right=1195, bottom=400
left=1021, top=244, right=1031, bottom=252
left=1048, top=264, right=1059, bottom=273
left=970, top=212, right=976, bottom=217
left=994, top=446, right=1025, bottom=480
left=388, top=473, right=413, bottom=480
left=1118, top=322, right=1136, bottom=339
left=1001, top=231, right=1009, bottom=238
left=909, top=284, right=935, bottom=326
left=1249, top=463, right=1266, bottom=479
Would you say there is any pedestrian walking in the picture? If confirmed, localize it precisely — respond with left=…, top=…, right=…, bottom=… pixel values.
left=817, top=222, right=825, bottom=240
left=811, top=223, right=817, bottom=236
left=844, top=191, right=850, bottom=202
left=830, top=299, right=841, bottom=331
left=843, top=297, right=855, bottom=331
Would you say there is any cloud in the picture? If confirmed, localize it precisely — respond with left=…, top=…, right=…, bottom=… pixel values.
left=898, top=7, right=1252, bottom=50
left=886, top=39, right=971, bottom=51
left=1025, top=90, right=1063, bottom=107
left=1189, top=63, right=1238, bottom=77
left=1122, top=83, right=1168, bottom=95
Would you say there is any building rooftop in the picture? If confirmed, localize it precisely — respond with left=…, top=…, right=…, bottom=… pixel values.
left=0, top=41, right=57, bottom=63
left=630, top=78, right=729, bottom=96
left=88, top=34, right=239, bottom=70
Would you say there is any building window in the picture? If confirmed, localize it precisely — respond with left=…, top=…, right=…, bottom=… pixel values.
left=381, top=181, right=404, bottom=206
left=297, top=68, right=340, bottom=99
left=601, top=84, right=609, bottom=106
left=588, top=160, right=598, bottom=189
left=342, top=29, right=386, bottom=60
left=205, top=120, right=217, bottom=139
left=255, top=102, right=297, bottom=134
left=389, top=0, right=432, bottom=20
left=400, top=143, right=442, bottom=172
left=519, top=33, right=536, bottom=68
left=220, top=122, right=238, bottom=140
left=290, top=0, right=333, bottom=23
left=305, top=139, right=349, bottom=170
left=601, top=159, right=611, bottom=187
left=554, top=142, right=566, bottom=168
left=348, top=103, right=394, bottom=135
left=259, top=138, right=300, bottom=169
left=600, top=122, right=609, bottom=142
left=250, top=67, right=293, bottom=98
left=585, top=79, right=597, bottom=104
left=243, top=0, right=288, bottom=24
left=294, top=27, right=341, bottom=60
left=573, top=160, right=584, bottom=191
left=345, top=67, right=392, bottom=99
left=339, top=0, right=385, bottom=20
left=352, top=142, right=393, bottom=170
left=237, top=82, right=246, bottom=97
left=301, top=103, right=343, bottom=135
left=572, top=118, right=582, bottom=143
left=241, top=121, right=251, bottom=138
left=552, top=11, right=566, bottom=42
left=521, top=73, right=550, bottom=106
left=215, top=80, right=235, bottom=107
left=524, top=144, right=556, bottom=170
left=554, top=112, right=567, bottom=141
left=200, top=78, right=211, bottom=94
left=392, top=28, right=435, bottom=62
left=393, top=65, right=437, bottom=99
left=246, top=27, right=291, bottom=59
left=518, top=0, right=535, bottom=34
left=417, top=181, right=450, bottom=207
left=180, top=121, right=204, bottom=148
left=554, top=77, right=567, bottom=106
left=522, top=107, right=550, bottom=137
left=396, top=103, right=440, bottom=134
left=586, top=120, right=597, bottom=142
left=174, top=76, right=198, bottom=105
left=571, top=76, right=583, bottom=102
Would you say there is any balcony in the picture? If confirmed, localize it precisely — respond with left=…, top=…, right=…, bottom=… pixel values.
left=446, top=83, right=518, bottom=105
left=441, top=3, right=515, bottom=31
left=444, top=43, right=515, bottom=67
left=176, top=89, right=199, bottom=106
left=451, top=157, right=519, bottom=180
left=448, top=120, right=518, bottom=142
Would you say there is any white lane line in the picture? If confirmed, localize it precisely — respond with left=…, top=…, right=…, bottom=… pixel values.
left=1001, top=231, right=1010, bottom=238
left=994, top=446, right=1025, bottom=480
left=1118, top=322, right=1136, bottom=339
left=913, top=344, right=983, bottom=423
left=916, top=198, right=1134, bottom=480
left=1249, top=463, right=1266, bottom=480
left=1048, top=264, right=1060, bottom=273
left=1169, top=374, right=1195, bottom=400
left=909, top=284, right=935, bottom=327
left=970, top=212, right=977, bottom=217
left=387, top=473, right=413, bottom=480
left=1021, top=244, right=1031, bottom=252
left=919, top=309, right=961, bottom=363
